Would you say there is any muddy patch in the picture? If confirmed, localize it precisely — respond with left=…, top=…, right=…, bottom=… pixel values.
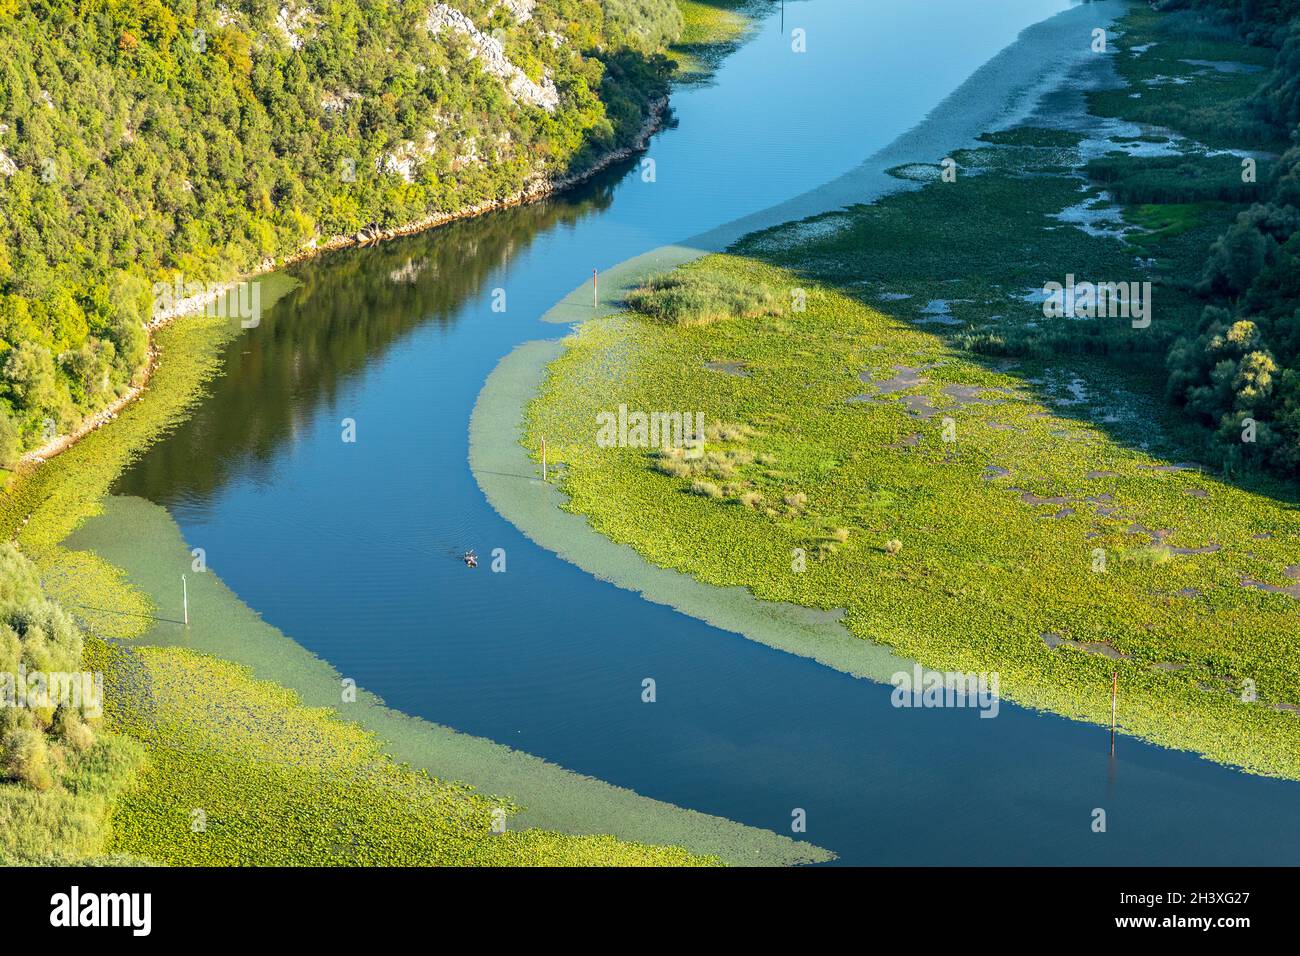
left=942, top=384, right=1014, bottom=406
left=860, top=364, right=932, bottom=395
left=1241, top=566, right=1300, bottom=599
left=1043, top=632, right=1129, bottom=659
left=1167, top=543, right=1221, bottom=556
left=854, top=366, right=1022, bottom=421
left=901, top=394, right=941, bottom=419
left=1137, top=462, right=1201, bottom=473
left=1079, top=641, right=1128, bottom=660
left=705, top=360, right=750, bottom=377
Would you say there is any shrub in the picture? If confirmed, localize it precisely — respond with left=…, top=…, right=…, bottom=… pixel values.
left=0, top=543, right=95, bottom=789
left=53, top=709, right=95, bottom=754
left=627, top=271, right=780, bottom=326
left=652, top=447, right=695, bottom=478
left=602, top=0, right=684, bottom=51
left=706, top=422, right=753, bottom=442
left=2, top=727, right=53, bottom=791
left=689, top=479, right=723, bottom=498
left=1085, top=154, right=1262, bottom=205
left=1122, top=544, right=1173, bottom=565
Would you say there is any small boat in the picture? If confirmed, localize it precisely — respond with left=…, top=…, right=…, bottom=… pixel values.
left=463, top=550, right=478, bottom=568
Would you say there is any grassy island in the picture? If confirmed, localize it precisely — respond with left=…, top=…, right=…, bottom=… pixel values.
left=522, top=4, right=1300, bottom=779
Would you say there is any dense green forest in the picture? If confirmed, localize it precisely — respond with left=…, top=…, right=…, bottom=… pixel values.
left=1153, top=0, right=1300, bottom=474
left=0, top=0, right=679, bottom=463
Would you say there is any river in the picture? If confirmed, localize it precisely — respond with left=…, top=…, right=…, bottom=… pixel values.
left=110, top=0, right=1300, bottom=864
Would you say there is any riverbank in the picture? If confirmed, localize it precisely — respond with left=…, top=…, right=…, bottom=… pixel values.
left=472, top=1, right=1131, bottom=688
left=11, top=1, right=755, bottom=475
left=4, top=299, right=826, bottom=864
left=56, top=494, right=827, bottom=865
left=478, top=2, right=1300, bottom=781
left=0, top=2, right=831, bottom=867
left=12, top=93, right=670, bottom=475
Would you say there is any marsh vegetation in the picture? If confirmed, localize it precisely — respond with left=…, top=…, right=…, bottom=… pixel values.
left=525, top=3, right=1300, bottom=779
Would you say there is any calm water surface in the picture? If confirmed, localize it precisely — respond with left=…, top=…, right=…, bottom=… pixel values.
left=115, top=0, right=1300, bottom=864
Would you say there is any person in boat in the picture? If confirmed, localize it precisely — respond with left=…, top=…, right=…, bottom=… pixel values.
left=463, top=549, right=478, bottom=568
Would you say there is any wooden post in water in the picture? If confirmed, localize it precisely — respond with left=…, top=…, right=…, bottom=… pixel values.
left=593, top=269, right=598, bottom=309
left=182, top=574, right=189, bottom=627
left=541, top=436, right=547, bottom=482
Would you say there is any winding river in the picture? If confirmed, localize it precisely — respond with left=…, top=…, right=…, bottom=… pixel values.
left=109, top=0, right=1300, bottom=864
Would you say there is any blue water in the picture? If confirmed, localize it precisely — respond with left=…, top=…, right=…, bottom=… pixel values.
left=114, top=0, right=1300, bottom=865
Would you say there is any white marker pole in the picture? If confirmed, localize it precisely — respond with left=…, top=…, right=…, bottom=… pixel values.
left=1109, top=671, right=1117, bottom=757
left=541, top=436, right=547, bottom=482
left=593, top=269, right=598, bottom=309
left=1111, top=671, right=1117, bottom=731
left=183, top=574, right=189, bottom=627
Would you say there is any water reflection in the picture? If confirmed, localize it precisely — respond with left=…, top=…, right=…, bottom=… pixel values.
left=117, top=159, right=635, bottom=503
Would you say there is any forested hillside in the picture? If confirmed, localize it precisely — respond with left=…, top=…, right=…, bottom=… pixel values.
left=1154, top=0, right=1300, bottom=475
left=0, top=0, right=680, bottom=464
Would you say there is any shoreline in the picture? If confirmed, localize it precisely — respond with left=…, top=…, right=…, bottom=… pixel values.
left=8, top=14, right=836, bottom=863
left=15, top=95, right=670, bottom=472
left=63, top=494, right=830, bottom=866
left=7, top=13, right=837, bottom=865
left=479, top=0, right=1300, bottom=784
left=470, top=1, right=1131, bottom=681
